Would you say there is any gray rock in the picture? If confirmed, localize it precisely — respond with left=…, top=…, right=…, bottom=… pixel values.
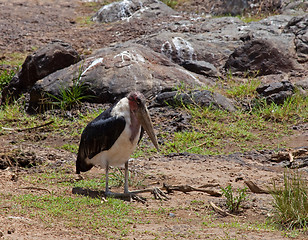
left=256, top=80, right=294, bottom=104
left=216, top=0, right=250, bottom=16
left=136, top=19, right=242, bottom=69
left=28, top=43, right=213, bottom=112
left=1, top=40, right=80, bottom=104
left=91, top=0, right=177, bottom=23
left=281, top=1, right=308, bottom=15
left=284, top=14, right=308, bottom=63
left=224, top=39, right=296, bottom=76
left=182, top=60, right=220, bottom=77
left=154, top=90, right=236, bottom=112
left=294, top=78, right=308, bottom=96
left=136, top=15, right=303, bottom=75
left=295, top=78, right=308, bottom=90
left=192, top=0, right=282, bottom=16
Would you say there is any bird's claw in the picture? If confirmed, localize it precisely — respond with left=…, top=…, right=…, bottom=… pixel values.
left=131, top=194, right=147, bottom=203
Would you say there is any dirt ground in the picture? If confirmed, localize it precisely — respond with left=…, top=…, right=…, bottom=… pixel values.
left=0, top=0, right=307, bottom=239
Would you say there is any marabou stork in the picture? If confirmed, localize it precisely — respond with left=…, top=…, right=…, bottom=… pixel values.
left=76, top=91, right=159, bottom=195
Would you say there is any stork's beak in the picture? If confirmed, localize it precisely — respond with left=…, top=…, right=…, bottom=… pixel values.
left=136, top=104, right=159, bottom=151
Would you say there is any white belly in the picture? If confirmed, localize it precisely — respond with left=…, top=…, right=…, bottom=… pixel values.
left=86, top=124, right=141, bottom=168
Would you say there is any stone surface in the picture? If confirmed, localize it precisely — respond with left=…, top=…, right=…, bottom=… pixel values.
left=294, top=78, right=308, bottom=90
left=154, top=90, right=236, bottom=112
left=284, top=14, right=308, bottom=63
left=136, top=17, right=245, bottom=68
left=256, top=80, right=294, bottom=104
left=175, top=0, right=283, bottom=16
left=1, top=40, right=80, bottom=104
left=28, top=43, right=213, bottom=112
left=224, top=39, right=296, bottom=76
left=91, top=0, right=177, bottom=23
left=181, top=60, right=220, bottom=77
left=136, top=15, right=303, bottom=74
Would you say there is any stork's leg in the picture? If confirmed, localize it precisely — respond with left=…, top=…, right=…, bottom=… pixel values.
left=124, top=161, right=129, bottom=194
left=105, top=162, right=110, bottom=195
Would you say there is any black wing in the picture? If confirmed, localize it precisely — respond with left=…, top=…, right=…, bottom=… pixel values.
left=76, top=108, right=126, bottom=173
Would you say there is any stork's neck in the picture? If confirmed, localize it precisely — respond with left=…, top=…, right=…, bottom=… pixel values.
left=129, top=111, right=140, bottom=143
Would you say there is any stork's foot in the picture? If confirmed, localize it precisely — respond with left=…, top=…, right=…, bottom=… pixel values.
left=103, top=190, right=147, bottom=203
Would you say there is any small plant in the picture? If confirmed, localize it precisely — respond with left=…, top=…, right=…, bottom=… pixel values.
left=0, top=68, right=17, bottom=91
left=221, top=185, right=248, bottom=213
left=270, top=169, right=308, bottom=230
left=47, top=64, right=94, bottom=110
left=226, top=77, right=261, bottom=100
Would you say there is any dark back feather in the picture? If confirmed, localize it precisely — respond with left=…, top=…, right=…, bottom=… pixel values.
left=76, top=106, right=126, bottom=173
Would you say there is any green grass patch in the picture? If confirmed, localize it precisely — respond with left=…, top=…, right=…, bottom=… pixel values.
left=0, top=87, right=305, bottom=158
left=0, top=68, right=17, bottom=91
left=1, top=192, right=135, bottom=236
left=159, top=78, right=307, bottom=156
left=161, top=0, right=178, bottom=9
left=270, top=169, right=308, bottom=230
left=253, top=91, right=308, bottom=122
left=75, top=16, right=95, bottom=27
left=225, top=77, right=261, bottom=100
left=0, top=52, right=26, bottom=66
left=160, top=105, right=292, bottom=155
left=60, top=143, right=79, bottom=153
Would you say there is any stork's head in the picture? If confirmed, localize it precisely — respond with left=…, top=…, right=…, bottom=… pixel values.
left=127, top=92, right=159, bottom=151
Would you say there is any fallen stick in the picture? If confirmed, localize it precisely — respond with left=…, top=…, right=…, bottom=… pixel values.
left=244, top=181, right=269, bottom=194
left=198, top=183, right=220, bottom=188
left=72, top=187, right=168, bottom=203
left=209, top=201, right=237, bottom=217
left=2, top=120, right=54, bottom=132
left=163, top=183, right=221, bottom=197
left=18, top=186, right=51, bottom=194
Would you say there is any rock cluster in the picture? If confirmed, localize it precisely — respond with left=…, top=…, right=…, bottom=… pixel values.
left=1, top=0, right=307, bottom=111
left=256, top=81, right=294, bottom=104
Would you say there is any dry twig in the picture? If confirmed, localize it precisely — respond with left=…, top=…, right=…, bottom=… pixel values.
left=2, top=120, right=54, bottom=132
left=19, top=186, right=51, bottom=194
left=244, top=180, right=268, bottom=194
left=163, top=183, right=221, bottom=197
left=209, top=201, right=237, bottom=217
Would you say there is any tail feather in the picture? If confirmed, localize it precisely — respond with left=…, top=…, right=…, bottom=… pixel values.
left=76, top=146, right=94, bottom=174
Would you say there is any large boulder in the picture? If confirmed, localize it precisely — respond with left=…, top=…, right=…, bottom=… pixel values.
left=224, top=39, right=297, bottom=76
left=176, top=0, right=282, bottom=16
left=28, top=43, right=213, bottom=112
left=154, top=90, right=236, bottom=112
left=136, top=15, right=302, bottom=76
left=1, top=40, right=80, bottom=104
left=91, top=0, right=177, bottom=23
left=136, top=17, right=245, bottom=69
